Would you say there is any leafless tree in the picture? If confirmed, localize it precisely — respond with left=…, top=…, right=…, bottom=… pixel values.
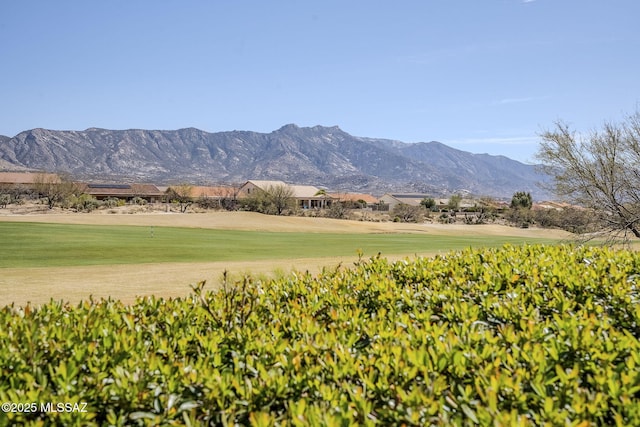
left=166, top=184, right=194, bottom=213
left=266, top=184, right=294, bottom=215
left=219, top=186, right=239, bottom=210
left=536, top=110, right=640, bottom=241
left=392, top=203, right=424, bottom=223
left=33, top=173, right=79, bottom=209
left=241, top=183, right=294, bottom=215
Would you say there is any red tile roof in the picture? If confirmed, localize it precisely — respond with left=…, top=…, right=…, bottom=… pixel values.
left=76, top=183, right=164, bottom=197
left=0, top=172, right=61, bottom=184
left=187, top=186, right=238, bottom=198
left=330, top=192, right=379, bottom=204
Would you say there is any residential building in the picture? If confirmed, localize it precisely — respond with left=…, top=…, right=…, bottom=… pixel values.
left=379, top=193, right=433, bottom=210
left=76, top=183, right=165, bottom=203
left=329, top=192, right=379, bottom=208
left=238, top=180, right=332, bottom=209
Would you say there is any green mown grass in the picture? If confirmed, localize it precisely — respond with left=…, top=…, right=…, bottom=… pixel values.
left=0, top=222, right=562, bottom=268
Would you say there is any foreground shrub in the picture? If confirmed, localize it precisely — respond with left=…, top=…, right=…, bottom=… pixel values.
left=2, top=244, right=640, bottom=425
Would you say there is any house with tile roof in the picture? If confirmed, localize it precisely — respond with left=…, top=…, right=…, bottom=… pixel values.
left=378, top=193, right=432, bottom=210
left=329, top=192, right=379, bottom=208
left=0, top=171, right=61, bottom=186
left=380, top=193, right=481, bottom=211
left=161, top=184, right=239, bottom=209
left=76, top=183, right=165, bottom=202
left=238, top=180, right=333, bottom=209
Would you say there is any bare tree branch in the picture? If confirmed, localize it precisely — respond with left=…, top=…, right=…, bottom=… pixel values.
left=536, top=110, right=640, bottom=240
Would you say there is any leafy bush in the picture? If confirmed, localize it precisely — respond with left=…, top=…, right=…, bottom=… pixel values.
left=506, top=206, right=534, bottom=228
left=0, top=194, right=9, bottom=208
left=69, top=194, right=100, bottom=212
left=130, top=197, right=147, bottom=206
left=392, top=203, right=424, bottom=223
left=420, top=197, right=437, bottom=211
left=325, top=202, right=348, bottom=219
left=240, top=190, right=276, bottom=215
left=533, top=207, right=595, bottom=234
left=102, top=198, right=121, bottom=209
left=241, top=185, right=294, bottom=216
left=196, top=197, right=221, bottom=210
left=511, top=191, right=533, bottom=210
left=2, top=245, right=640, bottom=425
left=438, top=212, right=455, bottom=224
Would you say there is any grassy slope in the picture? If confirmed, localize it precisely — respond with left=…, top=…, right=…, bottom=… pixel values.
left=1, top=222, right=560, bottom=268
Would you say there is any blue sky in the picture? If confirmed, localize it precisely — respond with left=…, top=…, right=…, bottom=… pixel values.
left=1, top=1, right=638, bottom=163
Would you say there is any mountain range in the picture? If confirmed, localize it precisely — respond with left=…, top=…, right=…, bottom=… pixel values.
left=0, top=124, right=551, bottom=199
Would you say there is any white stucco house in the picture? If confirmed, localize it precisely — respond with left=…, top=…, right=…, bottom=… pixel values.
left=238, top=180, right=332, bottom=209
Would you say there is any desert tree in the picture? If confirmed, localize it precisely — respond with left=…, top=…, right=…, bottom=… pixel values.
left=536, top=110, right=640, bottom=240
left=0, top=183, right=28, bottom=204
left=242, top=187, right=271, bottom=214
left=510, top=191, right=533, bottom=210
left=267, top=184, right=295, bottom=215
left=326, top=201, right=347, bottom=219
left=447, top=194, right=462, bottom=211
left=420, top=197, right=437, bottom=211
left=219, top=186, right=240, bottom=210
left=166, top=184, right=194, bottom=213
left=507, top=192, right=534, bottom=228
left=241, top=183, right=294, bottom=215
left=33, top=172, right=79, bottom=209
left=532, top=206, right=593, bottom=234
left=392, top=203, right=423, bottom=223
left=474, top=196, right=499, bottom=224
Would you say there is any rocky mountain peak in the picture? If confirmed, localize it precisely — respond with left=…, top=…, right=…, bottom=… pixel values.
left=0, top=124, right=552, bottom=199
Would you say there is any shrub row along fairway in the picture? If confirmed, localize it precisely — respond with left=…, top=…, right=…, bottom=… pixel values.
left=0, top=222, right=561, bottom=269
left=2, top=244, right=640, bottom=425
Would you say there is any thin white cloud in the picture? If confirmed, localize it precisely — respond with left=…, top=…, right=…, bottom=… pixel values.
left=492, top=95, right=551, bottom=106
left=446, top=136, right=538, bottom=146
left=402, top=40, right=552, bottom=66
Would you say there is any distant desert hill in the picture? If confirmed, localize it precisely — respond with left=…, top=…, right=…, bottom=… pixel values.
left=0, top=124, right=551, bottom=199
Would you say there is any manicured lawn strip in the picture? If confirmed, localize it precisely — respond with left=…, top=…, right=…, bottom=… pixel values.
left=0, top=222, right=559, bottom=268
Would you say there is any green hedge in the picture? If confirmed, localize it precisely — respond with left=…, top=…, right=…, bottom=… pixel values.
left=1, top=244, right=640, bottom=426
